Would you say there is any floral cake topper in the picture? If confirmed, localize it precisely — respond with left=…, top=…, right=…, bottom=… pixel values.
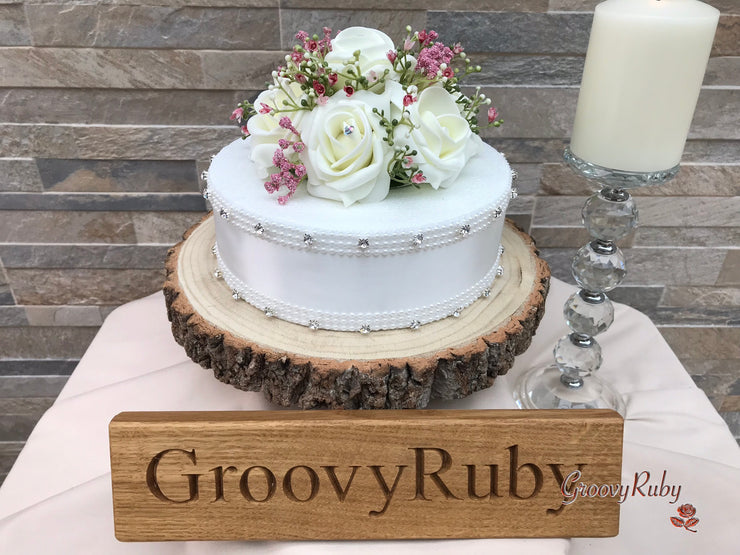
left=231, top=26, right=502, bottom=206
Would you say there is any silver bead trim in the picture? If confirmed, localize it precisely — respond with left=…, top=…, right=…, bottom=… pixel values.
left=264, top=307, right=275, bottom=318
left=496, top=266, right=504, bottom=277
left=359, top=325, right=371, bottom=334
left=200, top=170, right=209, bottom=182
left=412, top=233, right=424, bottom=247
left=458, top=225, right=471, bottom=237
left=213, top=247, right=503, bottom=332
left=482, top=288, right=491, bottom=298
left=303, top=233, right=314, bottom=246
left=219, top=208, right=228, bottom=220
left=510, top=188, right=518, bottom=200
left=511, top=168, right=518, bottom=182
left=202, top=188, right=209, bottom=200
left=213, top=268, right=222, bottom=279
left=452, top=307, right=462, bottom=318
left=253, top=223, right=264, bottom=235
left=308, top=320, right=319, bottom=330
left=211, top=244, right=217, bottom=255
left=409, top=320, right=421, bottom=330
left=358, top=238, right=370, bottom=250
left=206, top=185, right=511, bottom=258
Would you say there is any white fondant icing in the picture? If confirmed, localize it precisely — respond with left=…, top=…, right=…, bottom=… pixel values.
left=207, top=137, right=512, bottom=331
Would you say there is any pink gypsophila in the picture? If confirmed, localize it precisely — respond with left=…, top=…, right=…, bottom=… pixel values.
left=416, top=42, right=454, bottom=79
left=240, top=124, right=249, bottom=135
left=417, top=30, right=438, bottom=47
left=313, top=81, right=326, bottom=96
left=230, top=107, right=244, bottom=122
left=387, top=50, right=397, bottom=63
left=403, top=94, right=417, bottom=107
left=259, top=103, right=272, bottom=114
left=344, top=85, right=354, bottom=97
left=279, top=116, right=300, bottom=136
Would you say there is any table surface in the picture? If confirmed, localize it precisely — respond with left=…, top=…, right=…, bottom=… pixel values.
left=0, top=278, right=738, bottom=554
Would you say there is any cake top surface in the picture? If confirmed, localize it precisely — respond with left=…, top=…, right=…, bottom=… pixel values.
left=209, top=137, right=512, bottom=238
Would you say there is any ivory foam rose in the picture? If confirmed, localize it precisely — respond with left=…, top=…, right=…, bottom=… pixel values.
left=325, top=27, right=397, bottom=85
left=402, top=86, right=482, bottom=189
left=299, top=90, right=393, bottom=206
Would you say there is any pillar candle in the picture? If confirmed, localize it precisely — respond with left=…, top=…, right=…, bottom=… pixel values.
left=570, top=0, right=719, bottom=173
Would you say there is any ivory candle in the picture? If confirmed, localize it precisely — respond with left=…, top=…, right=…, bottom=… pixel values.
left=570, top=0, right=719, bottom=172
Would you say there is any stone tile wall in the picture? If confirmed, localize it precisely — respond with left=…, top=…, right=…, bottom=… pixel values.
left=1, top=1, right=738, bottom=483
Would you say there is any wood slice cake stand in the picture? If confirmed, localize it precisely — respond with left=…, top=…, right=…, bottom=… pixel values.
left=164, top=215, right=550, bottom=409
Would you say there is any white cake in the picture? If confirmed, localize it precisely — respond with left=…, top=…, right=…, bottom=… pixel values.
left=202, top=25, right=514, bottom=332
left=206, top=137, right=513, bottom=332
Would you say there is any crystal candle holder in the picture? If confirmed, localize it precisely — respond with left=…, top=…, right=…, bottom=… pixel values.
left=514, top=147, right=679, bottom=416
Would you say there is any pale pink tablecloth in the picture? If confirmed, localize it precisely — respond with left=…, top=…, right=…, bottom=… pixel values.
left=0, top=278, right=738, bottom=554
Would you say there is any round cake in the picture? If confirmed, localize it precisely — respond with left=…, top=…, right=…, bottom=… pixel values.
left=206, top=137, right=513, bottom=332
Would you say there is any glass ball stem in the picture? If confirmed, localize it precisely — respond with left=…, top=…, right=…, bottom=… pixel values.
left=514, top=147, right=678, bottom=416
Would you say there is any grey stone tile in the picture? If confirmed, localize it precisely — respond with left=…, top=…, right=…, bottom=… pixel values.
left=547, top=0, right=598, bottom=9
left=533, top=196, right=740, bottom=227
left=728, top=378, right=740, bottom=396
left=661, top=286, right=740, bottom=308
left=510, top=164, right=542, bottom=196
left=0, top=4, right=31, bottom=46
left=635, top=228, right=740, bottom=248
left=200, top=51, right=289, bottom=90
left=24, top=306, right=103, bottom=327
left=690, top=89, right=740, bottom=140
left=36, top=159, right=198, bottom=193
left=0, top=47, right=205, bottom=89
left=486, top=138, right=568, bottom=164
left=0, top=397, right=55, bottom=416
left=529, top=226, right=635, bottom=249
left=479, top=87, right=577, bottom=140
left=706, top=1, right=740, bottom=15
left=646, top=307, right=740, bottom=327
left=716, top=250, right=740, bottom=286
left=540, top=163, right=740, bottom=197
left=507, top=195, right=534, bottom=214
left=713, top=15, right=740, bottom=57
left=0, top=192, right=206, bottom=211
left=132, top=212, right=209, bottom=244
left=0, top=413, right=39, bottom=442
left=0, top=327, right=99, bottom=358
left=7, top=269, right=165, bottom=305
left=1, top=124, right=235, bottom=159
left=470, top=55, right=584, bottom=87
left=26, top=5, right=280, bottom=49
left=719, top=412, right=740, bottom=442
left=283, top=0, right=547, bottom=9
left=604, top=286, right=664, bottom=315
left=690, top=373, right=737, bottom=402
left=0, top=158, right=43, bottom=192
left=0, top=360, right=78, bottom=376
left=1, top=89, right=248, bottom=126
left=0, top=442, right=23, bottom=475
left=0, top=244, right=171, bottom=269
left=0, top=286, right=14, bottom=306
left=539, top=247, right=726, bottom=286
left=0, top=211, right=137, bottom=243
left=429, top=12, right=592, bottom=54
left=0, top=377, right=68, bottom=398
left=280, top=10, right=427, bottom=50
left=720, top=397, right=740, bottom=412
left=0, top=307, right=28, bottom=326
left=100, top=305, right=120, bottom=321
left=705, top=57, right=740, bottom=87
left=659, top=327, right=740, bottom=361
left=683, top=140, right=740, bottom=164
left=681, top=359, right=737, bottom=378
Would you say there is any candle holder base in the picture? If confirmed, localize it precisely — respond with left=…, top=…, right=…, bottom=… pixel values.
left=514, top=365, right=626, bottom=416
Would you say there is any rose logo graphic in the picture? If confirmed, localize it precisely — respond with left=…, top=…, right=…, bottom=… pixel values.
left=670, top=503, right=699, bottom=533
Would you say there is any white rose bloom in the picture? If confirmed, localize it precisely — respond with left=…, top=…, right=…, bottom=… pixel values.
left=300, top=90, right=393, bottom=206
left=402, top=86, right=482, bottom=189
left=247, top=79, right=308, bottom=179
left=325, top=27, right=396, bottom=85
